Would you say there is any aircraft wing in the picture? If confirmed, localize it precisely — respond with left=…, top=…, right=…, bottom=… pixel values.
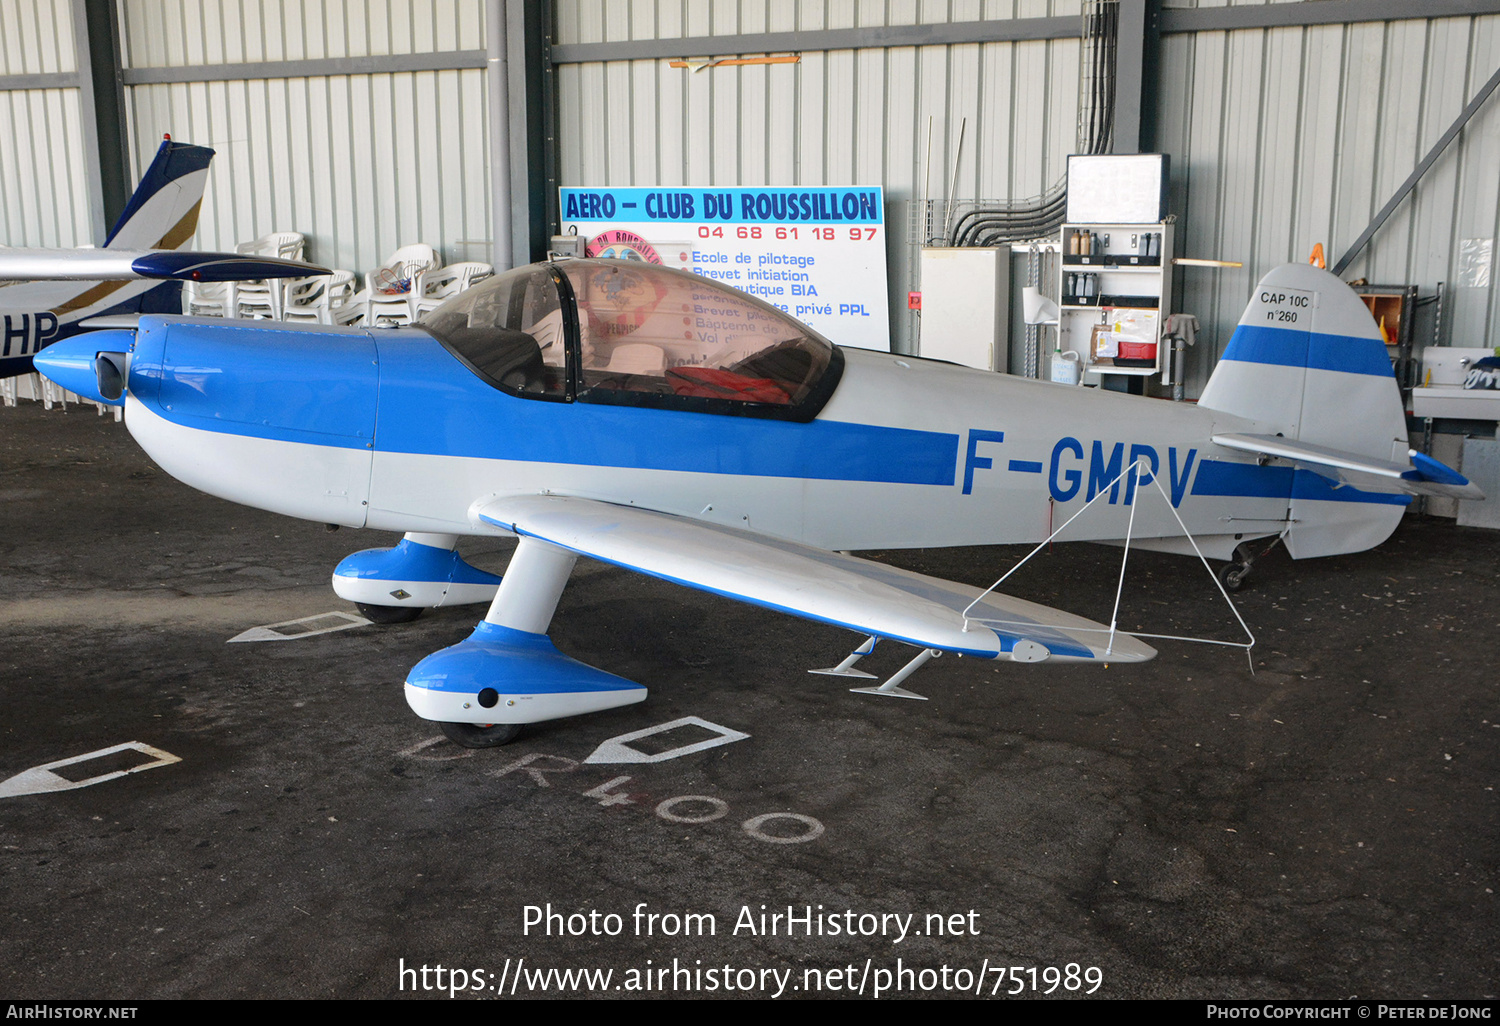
left=0, top=248, right=327, bottom=282
left=1212, top=432, right=1484, bottom=501
left=475, top=494, right=1155, bottom=664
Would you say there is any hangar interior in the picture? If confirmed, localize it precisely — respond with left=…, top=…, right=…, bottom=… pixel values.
left=3, top=0, right=1497, bottom=387
left=3, top=2, right=1500, bottom=1002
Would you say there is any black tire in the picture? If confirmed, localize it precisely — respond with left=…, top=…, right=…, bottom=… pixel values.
left=440, top=721, right=523, bottom=748
left=1217, top=561, right=1249, bottom=592
left=356, top=602, right=424, bottom=624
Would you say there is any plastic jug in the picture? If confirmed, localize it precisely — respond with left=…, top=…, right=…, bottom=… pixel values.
left=1051, top=350, right=1081, bottom=386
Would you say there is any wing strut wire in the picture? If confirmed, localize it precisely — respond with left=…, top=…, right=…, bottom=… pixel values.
left=961, top=459, right=1257, bottom=670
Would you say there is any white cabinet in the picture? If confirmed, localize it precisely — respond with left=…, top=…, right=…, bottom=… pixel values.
left=917, top=247, right=1009, bottom=372
left=1057, top=222, right=1174, bottom=384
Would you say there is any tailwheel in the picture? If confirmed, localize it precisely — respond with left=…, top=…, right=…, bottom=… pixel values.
left=440, top=721, right=523, bottom=748
left=1216, top=542, right=1257, bottom=593
left=356, top=602, right=424, bottom=624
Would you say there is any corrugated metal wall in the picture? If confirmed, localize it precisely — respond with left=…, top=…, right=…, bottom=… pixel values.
left=554, top=1, right=1500, bottom=392
left=4, top=1, right=1497, bottom=395
left=121, top=0, right=483, bottom=63
left=0, top=0, right=91, bottom=248
left=555, top=1, right=1083, bottom=196
left=118, top=0, right=492, bottom=277
left=1159, top=9, right=1500, bottom=391
left=553, top=1, right=1088, bottom=356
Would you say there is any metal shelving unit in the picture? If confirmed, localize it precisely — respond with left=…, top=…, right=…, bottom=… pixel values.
left=1058, top=221, right=1174, bottom=384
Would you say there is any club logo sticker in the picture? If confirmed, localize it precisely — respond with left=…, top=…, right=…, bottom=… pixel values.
left=586, top=230, right=661, bottom=264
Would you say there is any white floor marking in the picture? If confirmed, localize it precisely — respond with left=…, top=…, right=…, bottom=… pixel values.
left=398, top=736, right=475, bottom=761
left=742, top=812, right=825, bottom=845
left=583, top=776, right=636, bottom=806
left=0, top=742, right=181, bottom=798
left=583, top=716, right=750, bottom=764
left=488, top=753, right=580, bottom=786
left=227, top=610, right=371, bottom=643
left=656, top=795, right=729, bottom=824
left=390, top=739, right=826, bottom=844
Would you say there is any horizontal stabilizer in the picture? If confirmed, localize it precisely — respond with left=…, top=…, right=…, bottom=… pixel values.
left=0, top=249, right=328, bottom=282
left=1212, top=432, right=1484, bottom=501
left=78, top=316, right=145, bottom=330
left=476, top=494, right=1155, bottom=664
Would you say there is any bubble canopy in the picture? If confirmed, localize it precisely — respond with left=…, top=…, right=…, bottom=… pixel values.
left=419, top=259, right=844, bottom=421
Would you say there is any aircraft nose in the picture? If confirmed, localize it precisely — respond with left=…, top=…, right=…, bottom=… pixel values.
left=121, top=318, right=380, bottom=529
left=32, top=330, right=135, bottom=406
left=141, top=320, right=379, bottom=445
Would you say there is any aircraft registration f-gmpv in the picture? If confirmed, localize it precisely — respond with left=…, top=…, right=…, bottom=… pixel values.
left=36, top=258, right=1479, bottom=745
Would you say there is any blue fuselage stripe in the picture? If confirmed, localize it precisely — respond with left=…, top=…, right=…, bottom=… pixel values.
left=1192, top=460, right=1294, bottom=499
left=1291, top=470, right=1410, bottom=506
left=127, top=324, right=1408, bottom=507
left=1191, top=460, right=1409, bottom=506
left=1220, top=324, right=1394, bottom=377
left=130, top=325, right=961, bottom=484
left=373, top=341, right=960, bottom=485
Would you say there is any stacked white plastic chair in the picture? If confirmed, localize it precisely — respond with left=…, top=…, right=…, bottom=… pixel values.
left=281, top=270, right=358, bottom=325
left=182, top=272, right=236, bottom=317
left=410, top=262, right=494, bottom=320
left=181, top=231, right=305, bottom=319
left=357, top=244, right=440, bottom=326
left=233, top=232, right=306, bottom=319
left=176, top=240, right=489, bottom=328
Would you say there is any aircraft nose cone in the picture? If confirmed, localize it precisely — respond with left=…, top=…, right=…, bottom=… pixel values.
left=32, top=330, right=135, bottom=405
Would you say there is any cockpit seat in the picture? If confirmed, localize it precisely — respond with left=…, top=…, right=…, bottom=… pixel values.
left=731, top=340, right=819, bottom=393
left=667, top=366, right=790, bottom=404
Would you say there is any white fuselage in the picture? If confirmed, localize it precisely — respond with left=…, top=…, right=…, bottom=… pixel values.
left=123, top=328, right=1302, bottom=560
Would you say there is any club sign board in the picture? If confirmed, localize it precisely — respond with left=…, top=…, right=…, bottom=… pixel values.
left=559, top=186, right=891, bottom=351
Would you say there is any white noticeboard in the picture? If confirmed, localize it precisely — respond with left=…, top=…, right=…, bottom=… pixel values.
left=1065, top=154, right=1169, bottom=224
left=560, top=186, right=891, bottom=351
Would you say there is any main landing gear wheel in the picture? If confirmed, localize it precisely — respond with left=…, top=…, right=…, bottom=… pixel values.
left=356, top=602, right=424, bottom=624
left=439, top=721, right=523, bottom=748
left=1216, top=542, right=1257, bottom=593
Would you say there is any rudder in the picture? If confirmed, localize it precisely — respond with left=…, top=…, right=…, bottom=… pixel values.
left=1198, top=263, right=1409, bottom=559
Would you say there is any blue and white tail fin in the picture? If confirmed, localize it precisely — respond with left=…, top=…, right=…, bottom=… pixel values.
left=1198, top=263, right=1476, bottom=558
left=103, top=137, right=215, bottom=251
left=0, top=138, right=215, bottom=379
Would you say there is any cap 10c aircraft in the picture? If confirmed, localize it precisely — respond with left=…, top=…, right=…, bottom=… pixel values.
left=35, top=257, right=1480, bottom=746
left=0, top=136, right=325, bottom=380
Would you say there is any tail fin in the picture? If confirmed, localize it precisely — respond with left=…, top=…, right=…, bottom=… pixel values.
left=1198, top=264, right=1412, bottom=559
left=103, top=138, right=215, bottom=251
left=0, top=139, right=215, bottom=380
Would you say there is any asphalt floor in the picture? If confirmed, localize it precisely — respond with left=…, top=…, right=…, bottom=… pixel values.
left=1, top=399, right=1496, bottom=999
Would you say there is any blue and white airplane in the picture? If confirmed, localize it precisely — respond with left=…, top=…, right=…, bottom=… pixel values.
left=35, top=258, right=1479, bottom=746
left=0, top=137, right=323, bottom=379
